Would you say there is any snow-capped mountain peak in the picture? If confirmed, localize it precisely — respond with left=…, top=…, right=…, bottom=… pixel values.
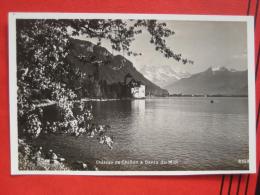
left=138, top=64, right=191, bottom=88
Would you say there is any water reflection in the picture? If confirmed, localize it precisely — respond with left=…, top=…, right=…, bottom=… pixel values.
left=131, top=99, right=145, bottom=115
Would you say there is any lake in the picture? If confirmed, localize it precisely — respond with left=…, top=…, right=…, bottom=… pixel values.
left=35, top=97, right=249, bottom=171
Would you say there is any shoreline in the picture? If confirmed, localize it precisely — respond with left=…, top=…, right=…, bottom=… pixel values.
left=77, top=96, right=249, bottom=102
left=33, top=96, right=248, bottom=108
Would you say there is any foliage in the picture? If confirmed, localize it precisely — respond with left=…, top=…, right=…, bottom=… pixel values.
left=24, top=113, right=42, bottom=138
left=17, top=19, right=191, bottom=137
left=18, top=139, right=69, bottom=170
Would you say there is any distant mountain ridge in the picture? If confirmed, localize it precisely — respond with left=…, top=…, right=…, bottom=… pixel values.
left=67, top=38, right=169, bottom=96
left=165, top=67, right=248, bottom=95
left=139, top=64, right=191, bottom=88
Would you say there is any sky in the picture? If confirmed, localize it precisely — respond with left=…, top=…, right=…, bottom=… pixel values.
left=76, top=20, right=248, bottom=75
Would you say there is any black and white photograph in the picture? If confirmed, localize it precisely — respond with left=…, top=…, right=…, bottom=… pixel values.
left=9, top=13, right=256, bottom=175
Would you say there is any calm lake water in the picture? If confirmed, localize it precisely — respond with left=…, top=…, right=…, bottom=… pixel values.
left=35, top=97, right=249, bottom=171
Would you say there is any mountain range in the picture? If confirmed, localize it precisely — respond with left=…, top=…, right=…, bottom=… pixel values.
left=165, top=67, right=248, bottom=95
left=67, top=38, right=248, bottom=97
left=139, top=64, right=191, bottom=88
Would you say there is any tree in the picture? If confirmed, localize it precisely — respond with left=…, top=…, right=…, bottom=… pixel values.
left=17, top=19, right=192, bottom=137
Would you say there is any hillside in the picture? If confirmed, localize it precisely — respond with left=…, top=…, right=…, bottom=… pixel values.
left=67, top=38, right=169, bottom=96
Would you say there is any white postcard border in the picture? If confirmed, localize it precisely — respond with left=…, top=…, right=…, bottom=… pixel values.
left=8, top=12, right=256, bottom=176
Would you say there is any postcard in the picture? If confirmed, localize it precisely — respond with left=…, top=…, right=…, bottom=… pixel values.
left=9, top=13, right=256, bottom=175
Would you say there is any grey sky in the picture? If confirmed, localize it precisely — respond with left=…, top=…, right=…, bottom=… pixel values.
left=77, top=20, right=248, bottom=74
